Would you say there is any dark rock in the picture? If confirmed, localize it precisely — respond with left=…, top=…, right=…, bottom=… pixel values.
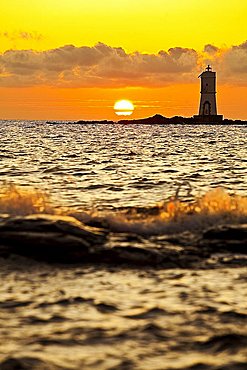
left=98, top=245, right=165, bottom=266
left=0, top=214, right=107, bottom=263
left=0, top=214, right=105, bottom=242
left=47, top=114, right=247, bottom=126
left=203, top=224, right=247, bottom=241
left=200, top=224, right=247, bottom=253
left=1, top=214, right=247, bottom=268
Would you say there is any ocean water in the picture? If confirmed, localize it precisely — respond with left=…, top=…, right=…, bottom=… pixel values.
left=0, top=121, right=246, bottom=209
left=0, top=121, right=247, bottom=370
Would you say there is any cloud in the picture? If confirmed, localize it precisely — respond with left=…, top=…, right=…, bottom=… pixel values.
left=0, top=41, right=246, bottom=88
left=200, top=40, right=247, bottom=84
left=203, top=44, right=219, bottom=54
left=222, top=41, right=247, bottom=74
left=0, top=31, right=44, bottom=42
left=0, top=43, right=198, bottom=88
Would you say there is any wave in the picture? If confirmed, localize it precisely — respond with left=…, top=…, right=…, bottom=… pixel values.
left=70, top=186, right=247, bottom=236
left=0, top=184, right=54, bottom=216
left=0, top=185, right=246, bottom=236
left=0, top=185, right=246, bottom=267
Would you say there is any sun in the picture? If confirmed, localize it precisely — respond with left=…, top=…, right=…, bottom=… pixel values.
left=114, top=100, right=134, bottom=116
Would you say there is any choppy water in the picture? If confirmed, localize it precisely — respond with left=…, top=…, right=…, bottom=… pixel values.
left=0, top=121, right=247, bottom=370
left=0, top=121, right=246, bottom=209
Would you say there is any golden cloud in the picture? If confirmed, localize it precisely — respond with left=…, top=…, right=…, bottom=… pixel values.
left=0, top=41, right=246, bottom=88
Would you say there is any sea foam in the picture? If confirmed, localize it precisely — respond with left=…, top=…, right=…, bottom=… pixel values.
left=1, top=185, right=246, bottom=236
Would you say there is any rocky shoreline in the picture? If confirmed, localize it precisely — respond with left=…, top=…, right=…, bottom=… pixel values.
left=0, top=214, right=246, bottom=268
left=47, top=114, right=247, bottom=125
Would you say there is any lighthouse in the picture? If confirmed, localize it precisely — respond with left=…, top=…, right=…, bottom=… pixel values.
left=194, top=65, right=223, bottom=123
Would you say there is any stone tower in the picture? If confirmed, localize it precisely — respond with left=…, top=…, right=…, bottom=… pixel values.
left=199, top=65, right=217, bottom=115
left=194, top=65, right=223, bottom=123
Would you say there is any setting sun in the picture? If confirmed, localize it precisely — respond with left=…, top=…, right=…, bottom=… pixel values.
left=114, top=100, right=134, bottom=116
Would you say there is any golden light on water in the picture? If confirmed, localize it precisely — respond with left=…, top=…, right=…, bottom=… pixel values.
left=0, top=185, right=53, bottom=216
left=114, top=100, right=134, bottom=116
left=1, top=186, right=246, bottom=232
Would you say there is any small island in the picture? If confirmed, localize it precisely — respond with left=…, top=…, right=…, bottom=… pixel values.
left=47, top=114, right=247, bottom=125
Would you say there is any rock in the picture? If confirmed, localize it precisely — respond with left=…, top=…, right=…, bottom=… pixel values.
left=203, top=224, right=247, bottom=241
left=102, top=233, right=179, bottom=267
left=0, top=214, right=107, bottom=263
left=0, top=214, right=105, bottom=242
left=105, top=245, right=165, bottom=266
left=200, top=224, right=247, bottom=253
left=1, top=215, right=246, bottom=268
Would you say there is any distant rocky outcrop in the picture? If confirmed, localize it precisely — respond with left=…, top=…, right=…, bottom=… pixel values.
left=118, top=114, right=247, bottom=125
left=47, top=114, right=247, bottom=125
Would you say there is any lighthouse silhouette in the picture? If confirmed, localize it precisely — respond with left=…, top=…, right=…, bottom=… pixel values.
left=194, top=65, right=223, bottom=123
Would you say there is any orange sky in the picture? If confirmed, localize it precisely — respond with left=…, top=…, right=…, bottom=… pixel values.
left=1, top=84, right=246, bottom=121
left=0, top=0, right=246, bottom=120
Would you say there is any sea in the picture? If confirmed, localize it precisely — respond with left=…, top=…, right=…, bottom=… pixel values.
left=0, top=120, right=247, bottom=370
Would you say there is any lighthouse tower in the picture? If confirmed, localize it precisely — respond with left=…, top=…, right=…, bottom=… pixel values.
left=194, top=65, right=223, bottom=123
left=199, top=65, right=217, bottom=115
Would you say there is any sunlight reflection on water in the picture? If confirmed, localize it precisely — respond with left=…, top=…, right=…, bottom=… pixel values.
left=0, top=121, right=246, bottom=211
left=0, top=121, right=247, bottom=369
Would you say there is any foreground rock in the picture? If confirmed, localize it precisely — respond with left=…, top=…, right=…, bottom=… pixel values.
left=199, top=224, right=247, bottom=253
left=0, top=215, right=246, bottom=267
left=0, top=214, right=107, bottom=263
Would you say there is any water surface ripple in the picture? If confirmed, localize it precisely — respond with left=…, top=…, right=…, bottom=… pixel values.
left=0, top=121, right=246, bottom=209
left=0, top=121, right=247, bottom=369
